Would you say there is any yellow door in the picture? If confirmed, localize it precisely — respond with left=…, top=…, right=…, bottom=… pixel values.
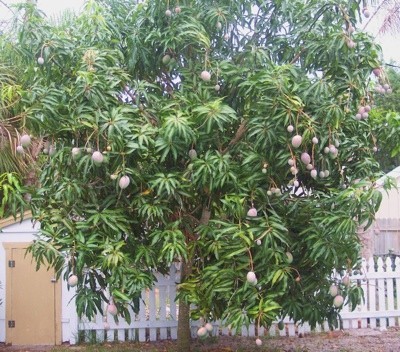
left=4, top=243, right=61, bottom=345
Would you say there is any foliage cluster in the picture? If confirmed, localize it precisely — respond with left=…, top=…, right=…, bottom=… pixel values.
left=370, top=66, right=400, bottom=172
left=0, top=0, right=388, bottom=335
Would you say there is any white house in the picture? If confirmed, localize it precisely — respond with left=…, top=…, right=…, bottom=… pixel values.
left=0, top=213, right=78, bottom=345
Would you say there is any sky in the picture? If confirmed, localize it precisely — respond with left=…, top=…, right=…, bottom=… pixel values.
left=0, top=0, right=84, bottom=16
left=0, top=0, right=399, bottom=63
left=361, top=10, right=400, bottom=64
left=36, top=0, right=84, bottom=15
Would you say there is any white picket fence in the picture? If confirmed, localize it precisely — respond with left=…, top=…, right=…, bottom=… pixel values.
left=77, top=256, right=400, bottom=343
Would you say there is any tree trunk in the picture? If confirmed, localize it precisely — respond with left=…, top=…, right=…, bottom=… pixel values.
left=176, top=259, right=193, bottom=352
left=359, top=224, right=375, bottom=259
left=176, top=207, right=211, bottom=352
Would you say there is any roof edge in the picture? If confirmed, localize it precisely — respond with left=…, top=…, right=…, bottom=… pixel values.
left=375, top=166, right=400, bottom=187
left=0, top=210, right=33, bottom=229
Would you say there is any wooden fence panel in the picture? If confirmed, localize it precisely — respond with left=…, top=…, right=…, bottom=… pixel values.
left=374, top=218, right=400, bottom=256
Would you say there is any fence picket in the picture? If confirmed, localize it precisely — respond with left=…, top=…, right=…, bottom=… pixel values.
left=385, top=257, right=395, bottom=327
left=128, top=327, right=135, bottom=341
left=117, top=329, right=124, bottom=341
left=169, top=285, right=178, bottom=339
left=287, top=323, right=296, bottom=337
left=246, top=324, right=256, bottom=337
left=268, top=324, right=276, bottom=336
left=366, top=257, right=377, bottom=328
left=138, top=292, right=147, bottom=342
left=106, top=328, right=113, bottom=342
left=148, top=288, right=157, bottom=341
left=359, top=258, right=369, bottom=328
left=221, top=323, right=230, bottom=337
left=278, top=322, right=286, bottom=336
left=376, top=257, right=386, bottom=328
left=158, top=285, right=167, bottom=340
left=298, top=322, right=311, bottom=336
left=258, top=325, right=265, bottom=337
left=395, top=257, right=400, bottom=311
left=241, top=325, right=247, bottom=337
left=96, top=329, right=104, bottom=343
left=342, top=318, right=350, bottom=330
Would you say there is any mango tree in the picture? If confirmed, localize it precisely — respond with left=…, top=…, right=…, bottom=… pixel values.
left=0, top=0, right=389, bottom=350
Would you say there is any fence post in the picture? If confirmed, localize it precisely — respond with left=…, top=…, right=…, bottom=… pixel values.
left=385, top=257, right=395, bottom=327
left=358, top=257, right=369, bottom=328
left=376, top=257, right=386, bottom=328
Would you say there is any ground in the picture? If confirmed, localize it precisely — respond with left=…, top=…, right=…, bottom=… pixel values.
left=1, top=328, right=400, bottom=351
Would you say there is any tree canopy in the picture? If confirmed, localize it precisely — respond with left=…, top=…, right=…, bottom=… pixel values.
left=0, top=0, right=391, bottom=348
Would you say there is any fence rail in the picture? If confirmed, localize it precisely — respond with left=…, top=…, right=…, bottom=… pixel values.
left=77, top=256, right=400, bottom=343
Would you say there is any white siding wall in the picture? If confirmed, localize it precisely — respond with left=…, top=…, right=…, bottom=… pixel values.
left=376, top=187, right=400, bottom=220
left=373, top=167, right=400, bottom=256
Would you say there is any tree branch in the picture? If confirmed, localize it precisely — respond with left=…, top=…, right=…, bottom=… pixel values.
left=0, top=0, right=15, bottom=15
left=290, top=47, right=306, bottom=65
left=222, top=120, right=247, bottom=154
